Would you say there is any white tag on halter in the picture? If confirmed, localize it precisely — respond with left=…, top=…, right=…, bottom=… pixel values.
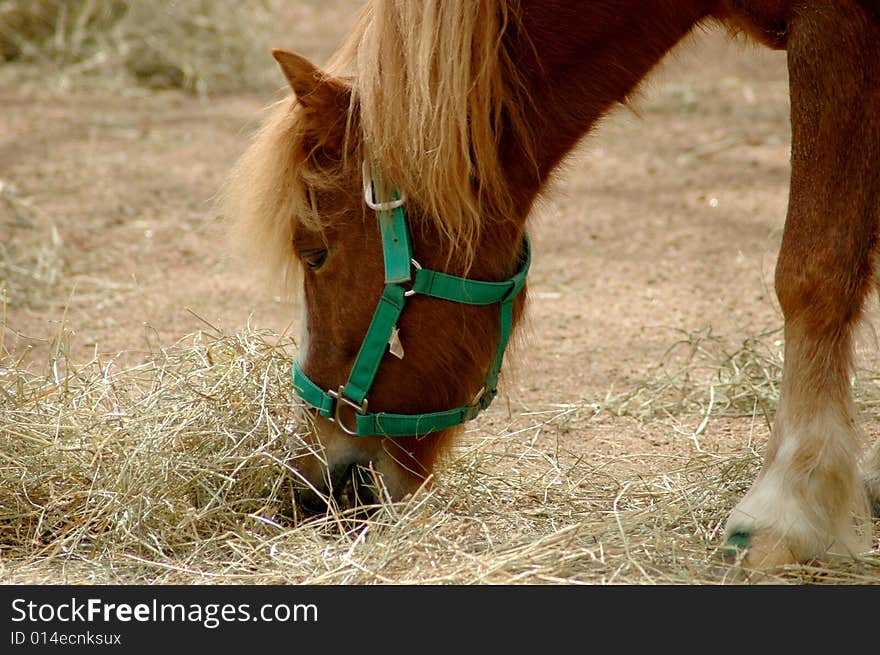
left=388, top=326, right=405, bottom=359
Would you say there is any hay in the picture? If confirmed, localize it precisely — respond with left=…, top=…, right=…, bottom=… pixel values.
left=605, top=326, right=783, bottom=423
left=2, top=325, right=878, bottom=585
left=1, top=180, right=67, bottom=311
left=0, top=0, right=280, bottom=93
left=1, top=330, right=302, bottom=572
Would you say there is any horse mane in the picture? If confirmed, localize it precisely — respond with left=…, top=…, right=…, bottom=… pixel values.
left=339, top=0, right=535, bottom=255
left=222, top=100, right=316, bottom=290
left=223, top=0, right=536, bottom=288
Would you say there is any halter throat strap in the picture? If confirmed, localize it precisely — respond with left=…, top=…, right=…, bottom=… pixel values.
left=292, top=185, right=529, bottom=437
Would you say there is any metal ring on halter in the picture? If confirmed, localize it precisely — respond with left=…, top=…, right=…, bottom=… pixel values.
left=469, top=386, right=486, bottom=407
left=328, top=386, right=368, bottom=436
left=362, top=161, right=407, bottom=211
left=404, top=259, right=422, bottom=297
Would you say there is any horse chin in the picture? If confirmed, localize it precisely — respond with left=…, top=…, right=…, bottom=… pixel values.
left=290, top=414, right=428, bottom=513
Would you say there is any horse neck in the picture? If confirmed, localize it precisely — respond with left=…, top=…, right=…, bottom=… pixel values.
left=500, top=0, right=715, bottom=214
left=421, top=0, right=716, bottom=280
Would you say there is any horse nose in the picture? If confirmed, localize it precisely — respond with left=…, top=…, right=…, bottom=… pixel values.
left=331, top=462, right=381, bottom=508
left=294, top=456, right=380, bottom=513
left=289, top=413, right=424, bottom=512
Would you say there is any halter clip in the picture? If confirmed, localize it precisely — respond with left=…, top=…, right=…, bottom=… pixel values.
left=328, top=386, right=368, bottom=436
left=363, top=161, right=407, bottom=211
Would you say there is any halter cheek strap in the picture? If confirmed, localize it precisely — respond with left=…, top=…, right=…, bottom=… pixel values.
left=292, top=172, right=530, bottom=438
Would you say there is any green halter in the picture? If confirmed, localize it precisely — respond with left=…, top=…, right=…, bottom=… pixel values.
left=292, top=168, right=529, bottom=437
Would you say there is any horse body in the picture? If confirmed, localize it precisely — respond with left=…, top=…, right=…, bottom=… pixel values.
left=225, top=0, right=880, bottom=567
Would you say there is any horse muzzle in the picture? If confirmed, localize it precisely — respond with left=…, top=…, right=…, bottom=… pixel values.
left=289, top=412, right=427, bottom=512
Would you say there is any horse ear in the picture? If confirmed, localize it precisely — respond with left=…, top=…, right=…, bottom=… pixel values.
left=272, top=49, right=343, bottom=110
left=272, top=49, right=349, bottom=155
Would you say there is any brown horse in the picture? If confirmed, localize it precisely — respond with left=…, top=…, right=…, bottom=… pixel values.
left=223, top=0, right=880, bottom=568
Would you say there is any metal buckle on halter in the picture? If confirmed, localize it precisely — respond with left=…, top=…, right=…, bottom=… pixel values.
left=404, top=258, right=422, bottom=297
left=362, top=161, right=407, bottom=211
left=460, top=386, right=487, bottom=421
left=328, top=386, right=368, bottom=436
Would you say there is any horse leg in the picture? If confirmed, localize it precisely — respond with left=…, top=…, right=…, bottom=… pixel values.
left=724, top=1, right=880, bottom=567
left=865, top=441, right=880, bottom=517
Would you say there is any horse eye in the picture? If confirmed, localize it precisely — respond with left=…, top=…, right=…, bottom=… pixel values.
left=300, top=248, right=329, bottom=271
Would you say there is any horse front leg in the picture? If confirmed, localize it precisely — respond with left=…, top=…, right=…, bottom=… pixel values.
left=724, top=1, right=880, bottom=567
left=865, top=441, right=880, bottom=517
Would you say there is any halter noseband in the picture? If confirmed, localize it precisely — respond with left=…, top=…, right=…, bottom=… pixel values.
left=292, top=164, right=530, bottom=437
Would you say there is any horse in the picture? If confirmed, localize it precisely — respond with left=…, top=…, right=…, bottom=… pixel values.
left=223, top=0, right=880, bottom=568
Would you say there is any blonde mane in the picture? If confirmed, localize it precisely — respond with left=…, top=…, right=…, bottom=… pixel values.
left=223, top=0, right=535, bottom=287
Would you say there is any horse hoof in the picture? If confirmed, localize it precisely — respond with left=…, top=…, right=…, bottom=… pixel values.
left=722, top=530, right=752, bottom=561
left=723, top=530, right=798, bottom=569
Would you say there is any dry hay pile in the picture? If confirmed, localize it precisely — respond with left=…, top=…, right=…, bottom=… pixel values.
left=0, top=181, right=67, bottom=313
left=0, top=0, right=281, bottom=93
left=2, top=323, right=879, bottom=585
left=606, top=326, right=783, bottom=424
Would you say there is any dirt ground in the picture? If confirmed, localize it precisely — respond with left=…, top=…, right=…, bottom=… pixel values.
left=7, top=14, right=879, bottom=527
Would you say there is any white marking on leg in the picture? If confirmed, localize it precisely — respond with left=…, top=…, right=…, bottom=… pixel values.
left=726, top=401, right=870, bottom=560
